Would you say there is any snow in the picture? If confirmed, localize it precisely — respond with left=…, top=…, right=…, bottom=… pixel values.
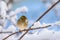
left=32, top=21, right=42, bottom=28
left=3, top=25, right=17, bottom=33
left=14, top=6, right=28, bottom=14
left=9, top=6, right=28, bottom=17
left=21, top=29, right=60, bottom=40
left=55, top=21, right=60, bottom=26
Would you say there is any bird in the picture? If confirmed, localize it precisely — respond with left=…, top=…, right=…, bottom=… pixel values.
left=17, top=15, right=28, bottom=30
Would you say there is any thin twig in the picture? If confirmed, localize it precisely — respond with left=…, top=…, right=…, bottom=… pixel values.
left=18, top=25, right=51, bottom=40
left=3, top=25, right=51, bottom=40
left=18, top=0, right=60, bottom=40
left=18, top=31, right=28, bottom=40
left=0, top=32, right=12, bottom=34
left=2, top=31, right=21, bottom=40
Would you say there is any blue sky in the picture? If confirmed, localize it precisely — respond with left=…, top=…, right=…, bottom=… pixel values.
left=5, top=0, right=60, bottom=31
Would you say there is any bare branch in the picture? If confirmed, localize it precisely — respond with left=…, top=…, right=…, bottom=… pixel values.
left=3, top=25, right=51, bottom=40
left=18, top=25, right=51, bottom=40
left=0, top=31, right=12, bottom=34
left=18, top=31, right=28, bottom=40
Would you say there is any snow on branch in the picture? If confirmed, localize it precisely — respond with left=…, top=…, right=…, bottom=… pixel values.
left=3, top=25, right=51, bottom=40
left=0, top=21, right=60, bottom=33
left=9, top=6, right=28, bottom=17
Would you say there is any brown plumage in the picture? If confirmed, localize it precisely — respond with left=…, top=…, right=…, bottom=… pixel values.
left=17, top=16, right=28, bottom=30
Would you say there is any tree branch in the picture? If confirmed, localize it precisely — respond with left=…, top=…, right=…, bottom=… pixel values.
left=0, top=31, right=12, bottom=34
left=3, top=25, right=51, bottom=40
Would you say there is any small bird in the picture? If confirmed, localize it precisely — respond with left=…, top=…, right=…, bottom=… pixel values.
left=17, top=15, right=28, bottom=30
